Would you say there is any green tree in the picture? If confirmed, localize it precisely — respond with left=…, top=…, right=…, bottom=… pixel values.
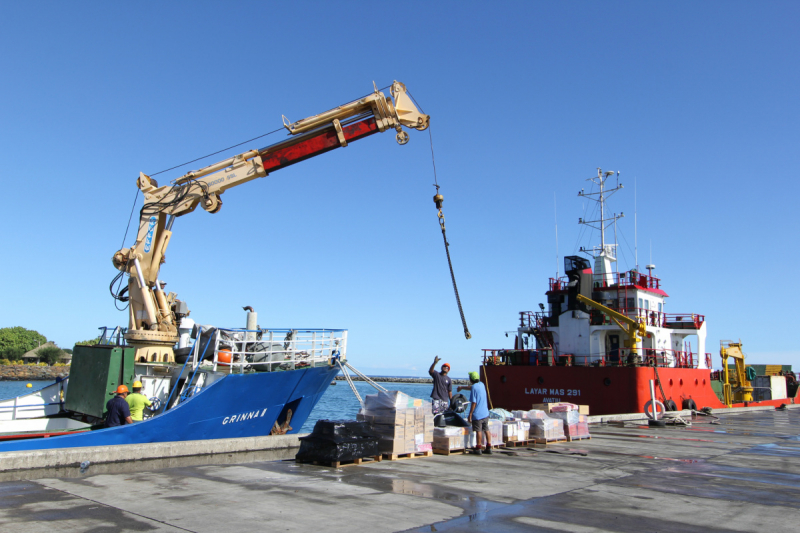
left=0, top=327, right=47, bottom=353
left=63, top=348, right=73, bottom=355
left=75, top=337, right=101, bottom=346
left=36, top=346, right=64, bottom=366
left=0, top=346, right=25, bottom=362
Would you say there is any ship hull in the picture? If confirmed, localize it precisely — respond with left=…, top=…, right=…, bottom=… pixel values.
left=0, top=364, right=339, bottom=452
left=482, top=364, right=794, bottom=415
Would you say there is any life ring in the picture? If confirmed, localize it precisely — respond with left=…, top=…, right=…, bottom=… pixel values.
left=644, top=399, right=665, bottom=420
left=149, top=397, right=162, bottom=411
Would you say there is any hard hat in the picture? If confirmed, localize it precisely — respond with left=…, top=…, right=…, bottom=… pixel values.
left=116, top=385, right=129, bottom=394
left=468, top=371, right=480, bottom=382
left=132, top=381, right=143, bottom=388
left=441, top=363, right=450, bottom=369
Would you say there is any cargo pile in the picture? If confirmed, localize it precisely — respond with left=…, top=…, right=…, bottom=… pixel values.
left=296, top=420, right=379, bottom=465
left=499, top=403, right=591, bottom=443
left=432, top=419, right=503, bottom=452
left=357, top=391, right=434, bottom=454
left=522, top=410, right=566, bottom=442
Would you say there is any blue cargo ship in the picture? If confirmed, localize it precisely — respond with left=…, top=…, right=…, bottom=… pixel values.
left=0, top=324, right=344, bottom=452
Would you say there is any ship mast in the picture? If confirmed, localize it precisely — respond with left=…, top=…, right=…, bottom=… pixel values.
left=578, top=168, right=624, bottom=287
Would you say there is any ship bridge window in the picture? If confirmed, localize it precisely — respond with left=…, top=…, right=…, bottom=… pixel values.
left=658, top=302, right=662, bottom=313
left=638, top=298, right=643, bottom=310
left=645, top=300, right=650, bottom=311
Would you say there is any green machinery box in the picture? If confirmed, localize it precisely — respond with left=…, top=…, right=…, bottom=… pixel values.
left=64, top=345, right=136, bottom=419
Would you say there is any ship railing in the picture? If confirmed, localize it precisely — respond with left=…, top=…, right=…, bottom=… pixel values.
left=588, top=308, right=704, bottom=329
left=97, top=326, right=127, bottom=346
left=192, top=327, right=348, bottom=374
left=482, top=348, right=701, bottom=368
left=587, top=349, right=700, bottom=368
left=517, top=311, right=551, bottom=329
left=548, top=270, right=662, bottom=292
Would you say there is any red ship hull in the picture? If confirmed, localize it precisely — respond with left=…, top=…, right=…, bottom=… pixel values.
left=482, top=364, right=794, bottom=415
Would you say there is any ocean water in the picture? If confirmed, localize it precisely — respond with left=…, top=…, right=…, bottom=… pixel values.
left=0, top=379, right=433, bottom=434
left=300, top=381, right=434, bottom=432
left=0, top=380, right=54, bottom=400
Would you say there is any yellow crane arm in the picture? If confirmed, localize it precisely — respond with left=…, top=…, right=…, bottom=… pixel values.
left=111, top=81, right=429, bottom=357
left=576, top=294, right=647, bottom=357
left=720, top=341, right=753, bottom=405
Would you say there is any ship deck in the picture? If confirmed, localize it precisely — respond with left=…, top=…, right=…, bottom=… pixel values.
left=1, top=407, right=798, bottom=532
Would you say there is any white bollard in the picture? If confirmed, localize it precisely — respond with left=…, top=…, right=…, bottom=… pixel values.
left=649, top=380, right=659, bottom=420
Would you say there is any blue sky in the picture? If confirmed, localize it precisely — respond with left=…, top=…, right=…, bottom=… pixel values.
left=0, top=2, right=797, bottom=376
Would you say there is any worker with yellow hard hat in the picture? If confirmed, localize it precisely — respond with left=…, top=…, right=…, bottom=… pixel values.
left=126, top=380, right=152, bottom=422
left=105, top=384, right=133, bottom=427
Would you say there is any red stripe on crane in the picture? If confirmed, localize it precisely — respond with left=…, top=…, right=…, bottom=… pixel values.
left=259, top=117, right=379, bottom=173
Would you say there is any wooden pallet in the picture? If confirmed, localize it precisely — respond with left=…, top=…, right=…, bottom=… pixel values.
left=567, top=435, right=592, bottom=442
left=296, top=455, right=382, bottom=468
left=433, top=447, right=467, bottom=456
left=434, top=444, right=503, bottom=456
left=381, top=450, right=434, bottom=461
left=531, top=437, right=568, bottom=448
left=501, top=439, right=534, bottom=448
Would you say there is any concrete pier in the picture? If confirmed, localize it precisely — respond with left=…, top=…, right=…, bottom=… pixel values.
left=0, top=407, right=797, bottom=532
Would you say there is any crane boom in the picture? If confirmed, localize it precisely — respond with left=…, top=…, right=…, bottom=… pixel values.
left=575, top=294, right=647, bottom=362
left=112, top=81, right=429, bottom=363
left=720, top=341, right=753, bottom=405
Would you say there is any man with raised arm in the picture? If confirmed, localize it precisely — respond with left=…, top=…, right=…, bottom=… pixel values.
left=428, top=356, right=452, bottom=417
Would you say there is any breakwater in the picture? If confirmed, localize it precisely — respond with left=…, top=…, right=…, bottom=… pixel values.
left=0, top=365, right=68, bottom=381
left=333, top=375, right=470, bottom=385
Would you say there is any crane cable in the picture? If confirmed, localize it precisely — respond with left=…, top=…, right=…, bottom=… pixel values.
left=428, top=126, right=471, bottom=340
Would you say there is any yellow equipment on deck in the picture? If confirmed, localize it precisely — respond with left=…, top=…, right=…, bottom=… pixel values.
left=576, top=294, right=647, bottom=363
left=720, top=340, right=753, bottom=406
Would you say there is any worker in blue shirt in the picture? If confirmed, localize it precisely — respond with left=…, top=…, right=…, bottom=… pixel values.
left=459, top=371, right=491, bottom=455
left=105, top=385, right=133, bottom=427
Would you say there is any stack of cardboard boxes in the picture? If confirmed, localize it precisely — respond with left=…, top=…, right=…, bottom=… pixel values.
left=357, top=391, right=434, bottom=454
left=432, top=419, right=504, bottom=452
left=502, top=419, right=531, bottom=443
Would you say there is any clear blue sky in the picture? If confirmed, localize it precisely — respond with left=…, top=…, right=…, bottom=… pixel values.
left=1, top=2, right=797, bottom=376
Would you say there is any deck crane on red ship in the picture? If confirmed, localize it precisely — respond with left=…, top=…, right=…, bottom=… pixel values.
left=111, top=81, right=429, bottom=364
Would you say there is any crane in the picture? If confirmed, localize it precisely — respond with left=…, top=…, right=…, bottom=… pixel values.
left=575, top=294, right=647, bottom=364
left=111, top=81, right=429, bottom=363
left=719, top=340, right=754, bottom=405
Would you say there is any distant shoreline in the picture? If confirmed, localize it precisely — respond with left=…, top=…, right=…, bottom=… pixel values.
left=333, top=375, right=470, bottom=385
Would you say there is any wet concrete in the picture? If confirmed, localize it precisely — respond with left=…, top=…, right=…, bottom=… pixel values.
left=0, top=407, right=797, bottom=532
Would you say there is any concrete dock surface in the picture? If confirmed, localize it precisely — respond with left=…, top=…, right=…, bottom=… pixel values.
left=1, top=407, right=797, bottom=532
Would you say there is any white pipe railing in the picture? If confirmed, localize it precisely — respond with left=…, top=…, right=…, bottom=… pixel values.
left=192, top=327, right=347, bottom=374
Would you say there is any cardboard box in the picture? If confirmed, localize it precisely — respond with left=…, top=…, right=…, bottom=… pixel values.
left=404, top=437, right=416, bottom=454
left=359, top=408, right=407, bottom=425
left=434, top=426, right=468, bottom=437
left=502, top=422, right=518, bottom=437
left=371, top=423, right=404, bottom=440
left=531, top=403, right=561, bottom=413
left=378, top=437, right=407, bottom=453
left=433, top=435, right=467, bottom=451
left=532, top=402, right=589, bottom=415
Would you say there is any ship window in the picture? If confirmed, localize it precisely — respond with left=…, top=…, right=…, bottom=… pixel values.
left=638, top=298, right=643, bottom=310
left=645, top=300, right=650, bottom=311
left=658, top=303, right=662, bottom=313
left=627, top=298, right=635, bottom=310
